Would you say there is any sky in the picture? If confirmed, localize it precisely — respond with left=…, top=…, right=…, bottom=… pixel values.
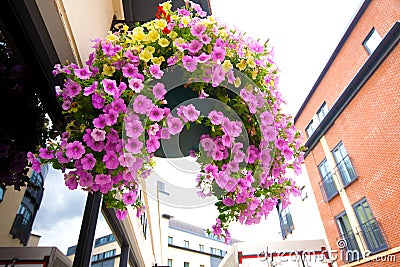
left=32, top=0, right=364, bottom=254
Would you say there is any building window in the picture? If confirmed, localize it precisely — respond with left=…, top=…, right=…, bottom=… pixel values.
left=305, top=120, right=318, bottom=137
left=200, top=265, right=205, bottom=267
left=168, top=236, right=173, bottom=245
left=317, top=102, right=329, bottom=122
left=94, top=234, right=115, bottom=247
left=10, top=202, right=34, bottom=245
left=277, top=202, right=294, bottom=239
left=336, top=212, right=361, bottom=263
left=184, top=262, right=189, bottom=267
left=300, top=185, right=307, bottom=201
left=210, top=247, right=216, bottom=254
left=184, top=240, right=189, bottom=248
left=30, top=172, right=43, bottom=187
left=0, top=187, right=5, bottom=202
left=199, top=244, right=204, bottom=252
left=318, top=159, right=338, bottom=201
left=363, top=28, right=382, bottom=54
left=332, top=143, right=357, bottom=187
left=92, top=249, right=116, bottom=262
left=157, top=180, right=170, bottom=195
left=353, top=199, right=387, bottom=253
left=168, top=259, right=173, bottom=267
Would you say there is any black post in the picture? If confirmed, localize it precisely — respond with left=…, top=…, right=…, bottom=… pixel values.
left=119, top=244, right=129, bottom=267
left=72, top=191, right=102, bottom=267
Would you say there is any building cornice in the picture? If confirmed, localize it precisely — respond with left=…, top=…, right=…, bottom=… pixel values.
left=294, top=0, right=371, bottom=123
left=303, top=21, right=400, bottom=157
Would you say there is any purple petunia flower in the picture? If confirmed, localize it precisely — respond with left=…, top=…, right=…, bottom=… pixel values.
left=146, top=136, right=160, bottom=153
left=125, top=138, right=143, bottom=154
left=39, top=148, right=54, bottom=160
left=125, top=120, right=144, bottom=138
left=188, top=39, right=203, bottom=54
left=102, top=79, right=119, bottom=96
left=95, top=174, right=111, bottom=185
left=182, top=55, right=197, bottom=72
left=116, top=209, right=127, bottom=220
left=122, top=63, right=138, bottom=78
left=129, top=78, right=144, bottom=93
left=167, top=116, right=183, bottom=135
left=74, top=66, right=92, bottom=80
left=122, top=190, right=137, bottom=205
left=81, top=153, right=96, bottom=170
left=65, top=141, right=85, bottom=160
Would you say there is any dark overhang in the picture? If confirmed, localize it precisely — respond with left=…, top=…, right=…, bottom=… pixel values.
left=294, top=0, right=371, bottom=123
left=303, top=21, right=400, bottom=157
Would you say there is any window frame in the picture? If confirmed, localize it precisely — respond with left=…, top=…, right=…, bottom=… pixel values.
left=335, top=211, right=361, bottom=263
left=167, top=236, right=173, bottom=245
left=318, top=159, right=338, bottom=201
left=316, top=102, right=329, bottom=123
left=184, top=240, right=189, bottom=248
left=332, top=142, right=358, bottom=187
left=362, top=27, right=382, bottom=55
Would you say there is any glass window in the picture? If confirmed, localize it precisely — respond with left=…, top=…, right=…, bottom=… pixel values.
left=184, top=240, right=189, bottom=248
left=363, top=28, right=382, bottom=54
left=184, top=262, right=189, bottom=267
left=353, top=199, right=387, bottom=253
left=305, top=120, right=317, bottom=137
left=332, top=143, right=357, bottom=187
left=336, top=212, right=361, bottom=263
left=168, top=236, right=173, bottom=245
left=199, top=244, right=204, bottom=251
left=210, top=247, right=216, bottom=254
left=168, top=259, right=172, bottom=267
left=317, top=102, right=329, bottom=122
left=318, top=159, right=338, bottom=201
left=103, top=249, right=116, bottom=258
left=30, top=172, right=43, bottom=187
left=0, top=187, right=4, bottom=202
left=300, top=186, right=307, bottom=201
left=277, top=202, right=294, bottom=239
left=17, top=203, right=32, bottom=225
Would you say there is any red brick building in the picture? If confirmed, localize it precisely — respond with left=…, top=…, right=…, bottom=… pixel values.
left=294, top=0, right=400, bottom=266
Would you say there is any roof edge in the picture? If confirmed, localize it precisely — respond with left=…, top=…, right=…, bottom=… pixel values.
left=294, top=0, right=371, bottom=123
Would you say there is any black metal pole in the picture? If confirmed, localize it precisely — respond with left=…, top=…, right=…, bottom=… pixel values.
left=119, top=244, right=129, bottom=267
left=72, top=191, right=102, bottom=267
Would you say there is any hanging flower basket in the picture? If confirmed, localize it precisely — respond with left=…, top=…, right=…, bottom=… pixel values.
left=28, top=1, right=305, bottom=241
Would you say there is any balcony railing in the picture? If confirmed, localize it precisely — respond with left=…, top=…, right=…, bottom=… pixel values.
left=279, top=213, right=294, bottom=239
left=337, top=230, right=361, bottom=263
left=334, top=155, right=358, bottom=188
left=357, top=219, right=388, bottom=254
left=10, top=214, right=32, bottom=246
left=318, top=172, right=338, bottom=202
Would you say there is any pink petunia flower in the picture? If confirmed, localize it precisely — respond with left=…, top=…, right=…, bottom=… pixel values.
left=122, top=190, right=137, bottom=205
left=167, top=116, right=183, bottom=135
left=152, top=83, right=167, bottom=100
left=149, top=106, right=164, bottom=122
left=182, top=55, right=197, bottom=72
left=65, top=141, right=85, bottom=159
left=125, top=120, right=144, bottom=138
left=116, top=209, right=128, bottom=220
left=191, top=23, right=206, bottom=37
left=83, top=81, right=98, bottom=96
left=79, top=172, right=93, bottom=187
left=91, top=128, right=106, bottom=142
left=102, top=79, right=119, bottom=96
left=125, top=138, right=143, bottom=154
left=129, top=78, right=144, bottom=93
left=95, top=174, right=111, bottom=185
left=208, top=110, right=224, bottom=125
left=65, top=177, right=78, bottom=190
left=133, top=95, right=152, bottom=114
left=81, top=153, right=96, bottom=170
left=149, top=64, right=164, bottom=79
left=39, top=148, right=54, bottom=160
left=188, top=39, right=203, bottom=54
left=74, top=66, right=92, bottom=80
left=181, top=104, right=200, bottom=122
left=122, top=63, right=138, bottom=78
left=146, top=136, right=160, bottom=153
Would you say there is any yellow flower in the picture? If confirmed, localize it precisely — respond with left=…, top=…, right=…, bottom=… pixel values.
left=251, top=69, right=258, bottom=80
left=236, top=59, right=246, bottom=71
left=205, top=16, right=216, bottom=25
left=152, top=56, right=165, bottom=65
left=247, top=57, right=256, bottom=68
left=154, top=19, right=167, bottom=30
left=103, top=64, right=115, bottom=76
left=234, top=77, right=241, bottom=88
left=181, top=16, right=191, bottom=26
left=145, top=46, right=155, bottom=54
left=123, top=24, right=129, bottom=32
left=139, top=49, right=153, bottom=62
left=148, top=29, right=160, bottom=42
left=106, top=32, right=118, bottom=42
left=170, top=15, right=179, bottom=21
left=168, top=31, right=178, bottom=39
left=160, top=1, right=172, bottom=11
left=222, top=60, right=233, bottom=73
left=131, top=27, right=146, bottom=42
left=158, top=38, right=170, bottom=47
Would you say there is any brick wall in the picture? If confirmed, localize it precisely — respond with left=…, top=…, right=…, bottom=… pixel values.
left=295, top=0, right=400, bottom=266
